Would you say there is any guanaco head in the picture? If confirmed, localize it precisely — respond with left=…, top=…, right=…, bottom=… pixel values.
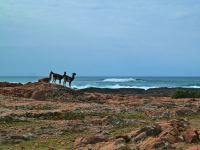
left=49, top=71, right=53, bottom=78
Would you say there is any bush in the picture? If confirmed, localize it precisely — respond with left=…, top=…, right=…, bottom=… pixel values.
left=172, top=90, right=200, bottom=99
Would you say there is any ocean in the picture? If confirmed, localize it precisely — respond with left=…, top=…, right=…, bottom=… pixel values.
left=0, top=76, right=200, bottom=90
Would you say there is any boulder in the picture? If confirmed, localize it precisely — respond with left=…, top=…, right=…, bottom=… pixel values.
left=131, top=119, right=199, bottom=149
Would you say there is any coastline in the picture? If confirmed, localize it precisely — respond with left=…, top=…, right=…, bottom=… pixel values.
left=1, top=81, right=200, bottom=97
left=80, top=87, right=200, bottom=97
left=1, top=76, right=200, bottom=90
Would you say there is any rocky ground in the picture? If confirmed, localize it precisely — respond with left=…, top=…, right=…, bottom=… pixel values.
left=0, top=82, right=199, bottom=150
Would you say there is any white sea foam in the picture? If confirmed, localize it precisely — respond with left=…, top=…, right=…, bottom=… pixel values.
left=183, top=85, right=200, bottom=88
left=72, top=85, right=94, bottom=89
left=72, top=84, right=157, bottom=90
left=103, top=78, right=137, bottom=82
left=73, top=85, right=200, bottom=90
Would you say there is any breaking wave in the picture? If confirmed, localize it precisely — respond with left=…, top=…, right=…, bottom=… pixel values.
left=183, top=85, right=200, bottom=88
left=72, top=84, right=200, bottom=90
left=72, top=84, right=157, bottom=90
left=103, top=78, right=138, bottom=83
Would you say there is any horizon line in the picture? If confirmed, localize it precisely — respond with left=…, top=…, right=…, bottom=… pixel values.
left=1, top=75, right=200, bottom=78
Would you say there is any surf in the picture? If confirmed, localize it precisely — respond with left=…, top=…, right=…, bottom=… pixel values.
left=102, top=78, right=137, bottom=82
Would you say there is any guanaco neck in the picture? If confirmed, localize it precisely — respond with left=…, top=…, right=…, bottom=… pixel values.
left=71, top=74, right=75, bottom=81
left=49, top=72, right=53, bottom=79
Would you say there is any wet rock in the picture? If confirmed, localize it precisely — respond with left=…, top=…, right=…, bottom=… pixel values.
left=0, top=82, right=22, bottom=87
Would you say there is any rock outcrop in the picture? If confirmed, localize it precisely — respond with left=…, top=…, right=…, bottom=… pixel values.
left=0, top=82, right=81, bottom=101
left=0, top=82, right=22, bottom=88
left=74, top=119, right=200, bottom=150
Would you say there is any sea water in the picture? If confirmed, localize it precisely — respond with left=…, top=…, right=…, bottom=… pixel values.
left=0, top=76, right=200, bottom=90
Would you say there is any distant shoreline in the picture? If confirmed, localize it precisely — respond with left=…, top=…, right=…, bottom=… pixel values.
left=80, top=87, right=200, bottom=97
left=1, top=81, right=200, bottom=97
left=1, top=75, right=200, bottom=92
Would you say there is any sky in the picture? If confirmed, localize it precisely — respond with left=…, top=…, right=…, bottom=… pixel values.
left=0, top=0, right=200, bottom=76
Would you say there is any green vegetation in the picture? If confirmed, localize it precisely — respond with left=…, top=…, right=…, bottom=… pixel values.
left=172, top=90, right=200, bottom=99
left=44, top=112, right=86, bottom=120
left=0, top=132, right=84, bottom=150
left=108, top=125, right=138, bottom=137
left=13, top=104, right=58, bottom=110
left=45, top=111, right=147, bottom=121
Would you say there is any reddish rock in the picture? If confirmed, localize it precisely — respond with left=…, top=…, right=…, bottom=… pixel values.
left=74, top=135, right=109, bottom=148
left=23, top=91, right=33, bottom=98
left=85, top=135, right=109, bottom=144
left=0, top=82, right=81, bottom=101
left=97, top=138, right=127, bottom=150
left=31, top=90, right=47, bottom=100
left=74, top=136, right=127, bottom=150
left=74, top=137, right=86, bottom=148
left=187, top=145, right=200, bottom=150
left=130, top=119, right=199, bottom=149
left=115, top=135, right=131, bottom=143
left=183, top=129, right=200, bottom=143
left=138, top=137, right=166, bottom=149
left=159, top=127, right=179, bottom=143
left=134, top=132, right=147, bottom=142
left=128, top=129, right=141, bottom=138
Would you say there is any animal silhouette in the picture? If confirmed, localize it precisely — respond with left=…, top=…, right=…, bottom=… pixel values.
left=63, top=73, right=76, bottom=87
left=50, top=71, right=66, bottom=84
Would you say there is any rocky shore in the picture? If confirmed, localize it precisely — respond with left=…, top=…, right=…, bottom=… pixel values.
left=81, top=87, right=200, bottom=97
left=0, top=82, right=199, bottom=149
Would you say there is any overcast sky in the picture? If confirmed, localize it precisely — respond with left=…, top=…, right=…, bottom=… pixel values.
left=0, top=0, right=200, bottom=76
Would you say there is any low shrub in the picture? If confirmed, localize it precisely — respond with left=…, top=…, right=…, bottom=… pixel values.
left=172, top=90, right=200, bottom=99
